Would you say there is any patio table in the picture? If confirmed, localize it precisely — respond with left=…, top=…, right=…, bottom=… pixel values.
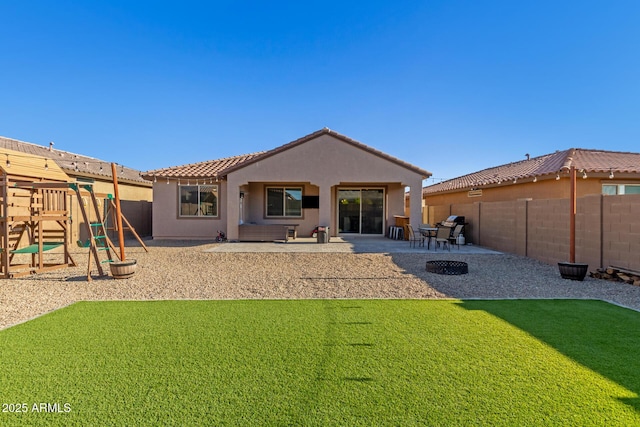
left=419, top=227, right=438, bottom=250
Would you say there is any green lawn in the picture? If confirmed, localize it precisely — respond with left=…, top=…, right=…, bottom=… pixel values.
left=1, top=299, right=639, bottom=426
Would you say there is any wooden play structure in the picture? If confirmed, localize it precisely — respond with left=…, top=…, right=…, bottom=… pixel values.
left=72, top=183, right=117, bottom=280
left=0, top=148, right=76, bottom=278
left=72, top=178, right=148, bottom=281
left=0, top=149, right=148, bottom=280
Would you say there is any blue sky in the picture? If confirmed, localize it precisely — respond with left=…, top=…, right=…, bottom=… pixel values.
left=1, top=1, right=638, bottom=183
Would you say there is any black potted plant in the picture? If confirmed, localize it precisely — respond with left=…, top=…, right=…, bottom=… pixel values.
left=558, top=261, right=589, bottom=281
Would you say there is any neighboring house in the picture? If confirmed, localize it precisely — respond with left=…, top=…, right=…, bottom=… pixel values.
left=422, top=148, right=640, bottom=271
left=0, top=136, right=153, bottom=241
left=142, top=128, right=429, bottom=241
left=423, top=148, right=640, bottom=220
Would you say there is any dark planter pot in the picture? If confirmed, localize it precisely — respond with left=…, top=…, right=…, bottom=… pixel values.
left=558, top=262, right=588, bottom=281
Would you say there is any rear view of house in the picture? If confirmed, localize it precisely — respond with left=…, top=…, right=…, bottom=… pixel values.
left=143, top=129, right=429, bottom=241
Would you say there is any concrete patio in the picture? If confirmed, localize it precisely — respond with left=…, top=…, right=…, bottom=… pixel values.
left=205, top=236, right=501, bottom=254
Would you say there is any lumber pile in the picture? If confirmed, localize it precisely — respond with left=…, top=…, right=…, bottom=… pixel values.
left=590, top=266, right=640, bottom=287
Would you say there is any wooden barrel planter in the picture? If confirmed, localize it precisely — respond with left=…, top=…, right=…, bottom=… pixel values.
left=558, top=262, right=588, bottom=281
left=110, top=259, right=137, bottom=279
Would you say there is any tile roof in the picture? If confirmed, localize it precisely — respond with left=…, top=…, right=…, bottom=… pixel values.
left=0, top=136, right=150, bottom=185
left=142, top=152, right=267, bottom=180
left=142, top=128, right=430, bottom=180
left=424, top=148, right=640, bottom=194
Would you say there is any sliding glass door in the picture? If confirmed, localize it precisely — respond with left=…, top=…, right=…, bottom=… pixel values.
left=337, top=189, right=384, bottom=234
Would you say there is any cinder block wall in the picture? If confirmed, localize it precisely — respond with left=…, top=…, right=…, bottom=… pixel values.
left=577, top=194, right=602, bottom=271
left=478, top=201, right=519, bottom=254
left=602, top=194, right=640, bottom=270
left=429, top=194, right=640, bottom=271
left=526, top=198, right=569, bottom=265
left=431, top=205, right=452, bottom=225
left=450, top=203, right=477, bottom=244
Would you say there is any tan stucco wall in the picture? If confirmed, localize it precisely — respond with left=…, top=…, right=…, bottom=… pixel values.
left=151, top=180, right=226, bottom=239
left=241, top=182, right=320, bottom=237
left=88, top=180, right=152, bottom=202
left=238, top=182, right=408, bottom=237
left=226, top=134, right=424, bottom=240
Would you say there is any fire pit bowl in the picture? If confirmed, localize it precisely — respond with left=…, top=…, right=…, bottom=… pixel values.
left=426, top=260, right=468, bottom=275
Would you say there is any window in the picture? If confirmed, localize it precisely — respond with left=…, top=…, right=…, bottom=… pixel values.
left=602, top=184, right=640, bottom=195
left=266, top=187, right=302, bottom=217
left=179, top=185, right=218, bottom=217
left=627, top=185, right=640, bottom=195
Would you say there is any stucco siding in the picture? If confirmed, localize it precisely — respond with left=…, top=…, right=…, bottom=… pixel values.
left=241, top=182, right=320, bottom=237
left=225, top=134, right=423, bottom=240
left=148, top=132, right=425, bottom=241
left=152, top=181, right=226, bottom=239
left=229, top=134, right=420, bottom=185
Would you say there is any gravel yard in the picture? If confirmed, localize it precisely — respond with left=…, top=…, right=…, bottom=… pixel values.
left=2, top=240, right=640, bottom=330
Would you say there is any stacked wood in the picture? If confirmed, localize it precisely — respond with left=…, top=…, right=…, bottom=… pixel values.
left=590, top=266, right=640, bottom=287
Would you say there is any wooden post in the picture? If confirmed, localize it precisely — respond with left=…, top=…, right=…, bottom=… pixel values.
left=108, top=199, right=148, bottom=252
left=570, top=166, right=576, bottom=263
left=72, top=185, right=104, bottom=279
left=1, top=174, right=9, bottom=278
left=111, top=163, right=126, bottom=261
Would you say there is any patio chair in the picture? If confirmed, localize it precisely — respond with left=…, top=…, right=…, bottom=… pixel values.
left=434, top=226, right=451, bottom=251
left=448, top=224, right=464, bottom=249
left=406, top=225, right=424, bottom=248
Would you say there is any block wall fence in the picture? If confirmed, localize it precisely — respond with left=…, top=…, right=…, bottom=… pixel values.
left=425, top=194, right=640, bottom=272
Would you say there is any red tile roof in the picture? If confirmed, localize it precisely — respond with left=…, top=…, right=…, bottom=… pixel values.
left=424, top=148, right=640, bottom=194
left=142, top=128, right=431, bottom=180
left=142, top=152, right=267, bottom=180
left=0, top=136, right=150, bottom=185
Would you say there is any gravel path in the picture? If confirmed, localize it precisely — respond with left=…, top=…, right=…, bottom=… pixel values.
left=2, top=241, right=639, bottom=330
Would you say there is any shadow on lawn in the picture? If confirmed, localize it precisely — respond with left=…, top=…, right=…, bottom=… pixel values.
left=458, top=299, right=640, bottom=412
left=312, top=302, right=377, bottom=385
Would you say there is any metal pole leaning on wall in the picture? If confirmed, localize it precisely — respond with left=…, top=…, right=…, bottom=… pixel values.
left=570, top=166, right=576, bottom=264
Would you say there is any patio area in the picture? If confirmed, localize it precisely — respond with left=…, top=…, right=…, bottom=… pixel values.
left=205, top=236, right=501, bottom=254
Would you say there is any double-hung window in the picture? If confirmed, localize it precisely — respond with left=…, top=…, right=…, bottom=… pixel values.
left=179, top=185, right=219, bottom=217
left=266, top=187, right=302, bottom=217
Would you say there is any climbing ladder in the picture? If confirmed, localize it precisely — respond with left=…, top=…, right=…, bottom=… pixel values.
left=70, top=184, right=118, bottom=281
